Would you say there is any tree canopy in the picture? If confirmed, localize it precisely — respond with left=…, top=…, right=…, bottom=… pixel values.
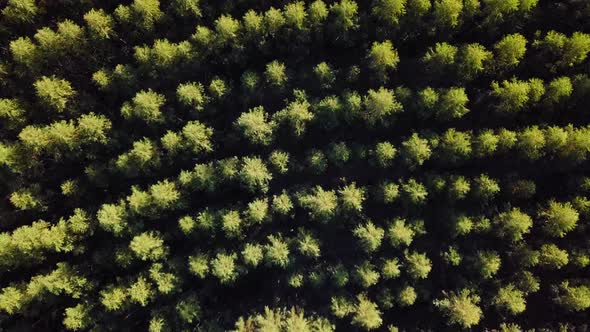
left=0, top=0, right=588, bottom=331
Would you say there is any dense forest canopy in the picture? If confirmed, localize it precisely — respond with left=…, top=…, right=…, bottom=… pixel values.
left=0, top=0, right=590, bottom=331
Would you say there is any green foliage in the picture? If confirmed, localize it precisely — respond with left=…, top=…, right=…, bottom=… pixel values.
left=483, top=0, right=538, bottom=24
left=374, top=142, right=397, bottom=168
left=116, top=138, right=161, bottom=175
left=2, top=0, right=38, bottom=23
left=517, top=126, right=545, bottom=160
left=309, top=1, right=329, bottom=26
left=434, top=289, right=482, bottom=328
left=453, top=215, right=473, bottom=236
left=405, top=251, right=432, bottom=279
left=443, top=246, right=462, bottom=266
left=545, top=76, right=573, bottom=104
left=149, top=180, right=180, bottom=210
left=240, top=71, right=259, bottom=94
left=149, top=263, right=177, bottom=294
left=541, top=201, right=579, bottom=237
left=242, top=243, right=264, bottom=267
left=407, top=0, right=431, bottom=16
left=561, top=32, right=590, bottom=67
left=182, top=120, right=214, bottom=154
left=97, top=202, right=128, bottom=235
left=388, top=218, right=414, bottom=247
left=177, top=82, right=207, bottom=111
left=423, top=42, right=457, bottom=73
left=116, top=0, right=164, bottom=31
left=554, top=281, right=590, bottom=312
left=269, top=150, right=290, bottom=174
left=476, top=251, right=501, bottom=279
left=491, top=79, right=531, bottom=113
left=494, top=33, right=527, bottom=70
left=265, top=61, right=288, bottom=88
left=433, top=0, right=464, bottom=28
left=35, top=20, right=85, bottom=57
left=91, top=70, right=109, bottom=90
left=191, top=25, right=214, bottom=46
left=84, top=9, right=115, bottom=39
left=296, top=229, right=321, bottom=258
left=299, top=186, right=338, bottom=221
left=438, top=128, right=472, bottom=163
left=544, top=126, right=568, bottom=153
left=235, top=106, right=274, bottom=145
left=473, top=130, right=499, bottom=157
left=222, top=210, right=243, bottom=238
left=494, top=284, right=526, bottom=315
left=458, top=43, right=493, bottom=80
left=176, top=294, right=201, bottom=323
left=149, top=315, right=167, bottom=332
left=331, top=296, right=354, bottom=318
left=161, top=131, right=182, bottom=154
left=437, top=87, right=469, bottom=119
left=368, top=41, right=400, bottom=79
left=448, top=176, right=470, bottom=200
left=308, top=270, right=327, bottom=288
left=354, top=221, right=385, bottom=253
left=314, top=62, right=336, bottom=88
left=130, top=232, right=167, bottom=261
left=372, top=0, right=407, bottom=25
left=100, top=286, right=127, bottom=311
left=497, top=128, right=518, bottom=151
left=172, top=0, right=201, bottom=17
left=63, top=303, right=92, bottom=330
left=398, top=286, right=417, bottom=306
left=233, top=307, right=334, bottom=332
left=208, top=77, right=229, bottom=99
left=78, top=113, right=112, bottom=144
left=9, top=186, right=44, bottom=210
left=401, top=133, right=432, bottom=168
left=188, top=254, right=209, bottom=278
left=215, top=14, right=240, bottom=44
left=284, top=1, right=307, bottom=30
left=272, top=191, right=294, bottom=216
left=538, top=244, right=568, bottom=269
left=288, top=273, right=304, bottom=288
left=472, top=174, right=500, bottom=199
left=355, top=262, right=380, bottom=288
left=339, top=182, right=366, bottom=212
left=352, top=294, right=383, bottom=330
left=239, top=157, right=272, bottom=193
left=416, top=87, right=438, bottom=117
left=363, top=87, right=402, bottom=125
left=246, top=198, right=269, bottom=224
left=211, top=252, right=238, bottom=284
left=382, top=258, right=401, bottom=279
left=129, top=277, right=154, bottom=306
left=34, top=76, right=76, bottom=112
left=330, top=0, right=359, bottom=32
left=535, top=31, right=590, bottom=68
left=495, top=208, right=532, bottom=242
left=242, top=10, right=264, bottom=38
left=273, top=94, right=313, bottom=136
left=265, top=235, right=290, bottom=268
left=217, top=158, right=240, bottom=182
left=2, top=1, right=590, bottom=330
left=381, top=182, right=400, bottom=203
left=10, top=37, right=39, bottom=70
left=401, top=178, right=428, bottom=205
left=264, top=7, right=286, bottom=35
left=61, top=180, right=79, bottom=196
left=121, top=90, right=166, bottom=123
